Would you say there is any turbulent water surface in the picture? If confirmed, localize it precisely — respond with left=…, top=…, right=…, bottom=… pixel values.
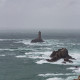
left=0, top=37, right=80, bottom=80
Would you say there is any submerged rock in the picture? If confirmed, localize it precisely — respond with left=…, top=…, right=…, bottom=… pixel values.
left=74, top=75, right=80, bottom=80
left=46, top=48, right=75, bottom=63
left=31, top=31, right=44, bottom=43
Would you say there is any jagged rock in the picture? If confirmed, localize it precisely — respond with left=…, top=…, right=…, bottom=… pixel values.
left=46, top=48, right=75, bottom=63
left=64, top=58, right=73, bottom=63
left=31, top=31, right=44, bottom=43
left=74, top=75, right=80, bottom=80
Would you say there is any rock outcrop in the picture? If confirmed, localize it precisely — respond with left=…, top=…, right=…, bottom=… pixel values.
left=46, top=48, right=75, bottom=63
left=74, top=75, right=80, bottom=80
left=31, top=31, right=44, bottom=43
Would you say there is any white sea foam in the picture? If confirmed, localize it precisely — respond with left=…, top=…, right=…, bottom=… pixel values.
left=21, top=40, right=31, bottom=45
left=28, top=56, right=44, bottom=59
left=67, top=67, right=76, bottom=70
left=46, top=77, right=63, bottom=80
left=15, top=55, right=26, bottom=58
left=0, top=39, right=21, bottom=41
left=38, top=73, right=76, bottom=77
left=71, top=53, right=80, bottom=59
left=73, top=67, right=80, bottom=73
left=36, top=59, right=64, bottom=65
left=69, top=52, right=80, bottom=65
left=38, top=72, right=77, bottom=80
left=65, top=76, right=77, bottom=80
left=22, top=39, right=52, bottom=46
left=46, top=76, right=77, bottom=80
left=0, top=54, right=5, bottom=56
left=0, top=49, right=16, bottom=51
left=25, top=51, right=51, bottom=59
left=67, top=67, right=80, bottom=75
left=36, top=60, right=48, bottom=64
left=25, top=51, right=51, bottom=55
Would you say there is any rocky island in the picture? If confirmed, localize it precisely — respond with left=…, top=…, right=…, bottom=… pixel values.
left=46, top=48, right=75, bottom=63
left=31, top=31, right=44, bottom=43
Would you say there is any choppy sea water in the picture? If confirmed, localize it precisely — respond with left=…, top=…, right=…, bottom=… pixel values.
left=0, top=38, right=80, bottom=80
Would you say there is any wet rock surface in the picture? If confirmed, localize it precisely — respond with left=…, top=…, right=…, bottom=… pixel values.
left=46, top=48, right=75, bottom=63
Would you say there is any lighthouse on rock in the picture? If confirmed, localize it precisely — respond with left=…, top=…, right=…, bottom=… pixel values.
left=38, top=31, right=41, bottom=39
left=31, top=31, right=44, bottom=43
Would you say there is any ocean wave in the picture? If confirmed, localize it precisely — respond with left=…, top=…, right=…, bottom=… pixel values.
left=16, top=51, right=80, bottom=66
left=0, top=39, right=22, bottom=41
left=0, top=48, right=35, bottom=52
left=46, top=77, right=63, bottom=80
left=67, top=67, right=76, bottom=70
left=38, top=72, right=77, bottom=80
left=66, top=76, right=77, bottom=80
left=25, top=51, right=51, bottom=59
left=70, top=52, right=80, bottom=65
left=35, top=51, right=80, bottom=65
left=38, top=73, right=76, bottom=77
left=21, top=39, right=53, bottom=47
left=27, top=56, right=46, bottom=59
left=36, top=59, right=64, bottom=65
left=0, top=49, right=16, bottom=51
left=0, top=54, right=5, bottom=56
left=15, top=55, right=26, bottom=58
left=46, top=76, right=77, bottom=80
left=74, top=68, right=80, bottom=73
left=67, top=67, right=80, bottom=73
left=24, top=51, right=80, bottom=66
left=36, top=60, right=49, bottom=64
left=25, top=51, right=51, bottom=55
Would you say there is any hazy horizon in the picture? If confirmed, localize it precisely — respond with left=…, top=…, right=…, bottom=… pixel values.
left=0, top=0, right=80, bottom=33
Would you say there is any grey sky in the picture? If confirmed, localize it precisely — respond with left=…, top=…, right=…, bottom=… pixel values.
left=0, top=0, right=80, bottom=33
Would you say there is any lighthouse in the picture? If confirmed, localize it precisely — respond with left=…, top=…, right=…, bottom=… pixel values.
left=38, top=31, right=41, bottom=39
left=31, top=31, right=44, bottom=43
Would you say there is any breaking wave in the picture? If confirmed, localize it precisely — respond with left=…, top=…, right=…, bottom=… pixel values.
left=46, top=77, right=63, bottom=80
left=0, top=54, right=5, bottom=56
left=38, top=73, right=76, bottom=77
left=46, top=76, right=77, bottom=80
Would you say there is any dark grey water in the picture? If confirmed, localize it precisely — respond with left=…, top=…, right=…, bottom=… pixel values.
left=0, top=36, right=80, bottom=80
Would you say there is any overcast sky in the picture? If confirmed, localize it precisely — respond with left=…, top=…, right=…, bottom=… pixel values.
left=0, top=0, right=80, bottom=33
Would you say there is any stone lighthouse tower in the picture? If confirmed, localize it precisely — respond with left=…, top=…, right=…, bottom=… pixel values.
left=38, top=31, right=41, bottom=39
left=31, top=31, right=44, bottom=43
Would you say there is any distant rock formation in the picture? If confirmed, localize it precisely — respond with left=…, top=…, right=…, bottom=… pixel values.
left=74, top=75, right=80, bottom=80
left=31, top=31, right=44, bottom=43
left=46, top=48, right=75, bottom=63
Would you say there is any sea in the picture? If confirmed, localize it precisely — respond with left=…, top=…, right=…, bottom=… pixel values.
left=0, top=33, right=80, bottom=80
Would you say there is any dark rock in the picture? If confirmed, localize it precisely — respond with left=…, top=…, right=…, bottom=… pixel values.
left=46, top=48, right=75, bottom=63
left=64, top=58, right=73, bottom=63
left=75, top=66, right=79, bottom=68
left=62, top=61, right=66, bottom=64
left=31, top=31, right=44, bottom=43
left=50, top=48, right=69, bottom=58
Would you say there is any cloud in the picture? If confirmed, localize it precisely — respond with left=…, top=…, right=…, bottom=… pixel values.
left=0, top=0, right=80, bottom=33
left=0, top=0, right=6, bottom=7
